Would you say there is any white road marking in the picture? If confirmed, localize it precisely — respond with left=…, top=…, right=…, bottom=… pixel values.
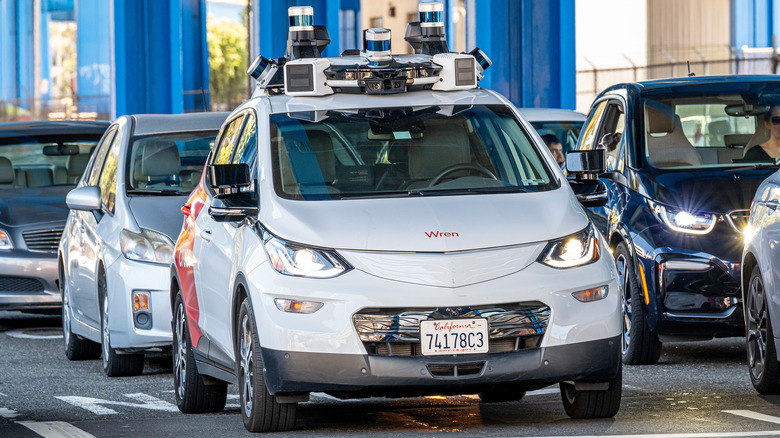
left=225, top=394, right=239, bottom=409
left=0, top=407, right=18, bottom=418
left=526, top=388, right=559, bottom=396
left=18, top=421, right=95, bottom=438
left=6, top=328, right=63, bottom=340
left=0, top=392, right=7, bottom=396
left=528, top=433, right=780, bottom=438
left=55, top=393, right=178, bottom=415
left=724, top=410, right=780, bottom=424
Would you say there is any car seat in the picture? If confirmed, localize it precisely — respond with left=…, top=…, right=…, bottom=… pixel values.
left=0, top=157, right=14, bottom=188
left=139, top=140, right=181, bottom=187
left=405, top=123, right=472, bottom=188
left=644, top=103, right=702, bottom=167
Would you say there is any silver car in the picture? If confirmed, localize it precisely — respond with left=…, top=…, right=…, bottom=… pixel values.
left=742, top=168, right=780, bottom=395
left=0, top=121, right=109, bottom=312
left=59, top=112, right=227, bottom=377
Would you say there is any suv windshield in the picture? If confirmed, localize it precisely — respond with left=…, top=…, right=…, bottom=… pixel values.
left=270, top=104, right=556, bottom=200
left=126, top=131, right=216, bottom=195
left=641, top=84, right=780, bottom=170
left=0, top=135, right=101, bottom=189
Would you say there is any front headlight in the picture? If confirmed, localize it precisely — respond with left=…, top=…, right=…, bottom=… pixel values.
left=0, top=229, right=12, bottom=250
left=120, top=228, right=174, bottom=265
left=648, top=200, right=715, bottom=235
left=264, top=236, right=350, bottom=278
left=539, top=223, right=600, bottom=269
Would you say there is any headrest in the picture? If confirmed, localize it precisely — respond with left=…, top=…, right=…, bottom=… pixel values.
left=66, top=154, right=91, bottom=177
left=141, top=141, right=180, bottom=177
left=645, top=104, right=675, bottom=134
left=0, top=157, right=12, bottom=184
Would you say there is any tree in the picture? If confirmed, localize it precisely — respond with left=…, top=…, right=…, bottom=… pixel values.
left=207, top=16, right=249, bottom=109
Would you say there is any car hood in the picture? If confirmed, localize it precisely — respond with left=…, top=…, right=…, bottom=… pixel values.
left=127, top=196, right=189, bottom=242
left=260, top=187, right=589, bottom=252
left=0, top=187, right=72, bottom=227
left=640, top=168, right=777, bottom=213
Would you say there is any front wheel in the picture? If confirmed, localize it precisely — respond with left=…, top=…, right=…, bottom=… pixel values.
left=173, top=291, right=227, bottom=412
left=100, top=277, right=144, bottom=377
left=237, top=298, right=297, bottom=432
left=746, top=265, right=780, bottom=394
left=614, top=242, right=661, bottom=365
left=560, top=364, right=622, bottom=419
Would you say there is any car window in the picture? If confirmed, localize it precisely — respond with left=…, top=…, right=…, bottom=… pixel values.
left=232, top=113, right=257, bottom=169
left=270, top=104, right=557, bottom=200
left=213, top=115, right=246, bottom=165
left=88, top=128, right=117, bottom=186
left=126, top=131, right=217, bottom=195
left=97, top=132, right=122, bottom=214
left=578, top=101, right=607, bottom=151
left=594, top=100, right=625, bottom=172
left=528, top=120, right=583, bottom=156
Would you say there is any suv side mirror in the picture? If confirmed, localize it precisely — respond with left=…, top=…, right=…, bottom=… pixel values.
left=566, top=149, right=606, bottom=175
left=208, top=163, right=252, bottom=199
left=66, top=186, right=102, bottom=211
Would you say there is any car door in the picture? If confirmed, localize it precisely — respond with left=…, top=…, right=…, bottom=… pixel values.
left=193, top=112, right=250, bottom=364
left=75, top=127, right=123, bottom=327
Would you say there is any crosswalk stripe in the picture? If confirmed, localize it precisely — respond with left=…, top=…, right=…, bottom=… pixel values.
left=723, top=410, right=780, bottom=424
left=18, top=421, right=96, bottom=438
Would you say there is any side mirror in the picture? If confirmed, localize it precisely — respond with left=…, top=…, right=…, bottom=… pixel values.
left=66, top=186, right=102, bottom=211
left=208, top=163, right=252, bottom=199
left=208, top=198, right=258, bottom=223
left=566, top=149, right=606, bottom=175
left=570, top=179, right=608, bottom=208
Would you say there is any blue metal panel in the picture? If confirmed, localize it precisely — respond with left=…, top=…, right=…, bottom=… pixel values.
left=181, top=0, right=209, bottom=112
left=17, top=0, right=34, bottom=109
left=1, top=0, right=18, bottom=103
left=256, top=0, right=291, bottom=60
left=731, top=0, right=779, bottom=48
left=76, top=0, right=111, bottom=116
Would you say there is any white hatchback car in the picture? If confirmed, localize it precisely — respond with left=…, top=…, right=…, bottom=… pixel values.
left=58, top=112, right=227, bottom=377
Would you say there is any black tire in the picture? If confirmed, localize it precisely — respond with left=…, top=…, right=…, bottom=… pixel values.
left=100, top=276, right=144, bottom=377
left=746, top=265, right=780, bottom=394
left=61, top=262, right=100, bottom=360
left=560, top=363, right=622, bottom=419
left=478, top=388, right=526, bottom=403
left=237, top=298, right=297, bottom=433
left=614, top=242, right=662, bottom=365
left=173, top=291, right=227, bottom=412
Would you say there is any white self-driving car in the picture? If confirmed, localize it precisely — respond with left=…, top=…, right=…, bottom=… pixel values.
left=170, top=4, right=622, bottom=433
left=59, top=112, right=226, bottom=377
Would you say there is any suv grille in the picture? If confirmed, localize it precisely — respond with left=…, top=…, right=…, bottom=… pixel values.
left=353, top=302, right=550, bottom=357
left=0, top=276, right=45, bottom=293
left=23, top=227, right=64, bottom=252
left=427, top=362, right=485, bottom=377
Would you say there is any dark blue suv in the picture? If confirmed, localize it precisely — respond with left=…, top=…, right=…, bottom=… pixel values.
left=577, top=76, right=780, bottom=364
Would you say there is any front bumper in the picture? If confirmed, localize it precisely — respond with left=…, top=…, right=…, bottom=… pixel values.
left=0, top=250, right=60, bottom=311
left=261, top=335, right=621, bottom=396
left=105, top=256, right=172, bottom=350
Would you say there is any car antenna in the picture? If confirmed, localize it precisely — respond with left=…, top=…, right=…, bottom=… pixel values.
left=200, top=87, right=208, bottom=112
left=687, top=61, right=695, bottom=77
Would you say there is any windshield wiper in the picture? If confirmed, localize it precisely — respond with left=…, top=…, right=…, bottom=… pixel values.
left=408, top=187, right=530, bottom=196
left=126, top=189, right=187, bottom=196
left=728, top=162, right=780, bottom=171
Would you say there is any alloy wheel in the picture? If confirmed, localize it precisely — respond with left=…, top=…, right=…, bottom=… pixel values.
left=615, top=253, right=632, bottom=355
left=240, top=313, right=254, bottom=418
left=174, top=302, right=187, bottom=400
left=747, top=274, right=768, bottom=381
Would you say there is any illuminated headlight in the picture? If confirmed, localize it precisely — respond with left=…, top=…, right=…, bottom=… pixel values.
left=264, top=236, right=349, bottom=278
left=120, top=228, right=174, bottom=265
left=539, top=223, right=600, bottom=269
left=648, top=200, right=715, bottom=235
left=744, top=223, right=755, bottom=245
left=0, top=229, right=12, bottom=250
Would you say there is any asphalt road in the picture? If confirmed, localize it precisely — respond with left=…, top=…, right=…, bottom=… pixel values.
left=1, top=310, right=779, bottom=437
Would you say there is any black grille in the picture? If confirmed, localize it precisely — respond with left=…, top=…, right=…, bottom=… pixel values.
left=354, top=302, right=550, bottom=357
left=23, top=227, right=64, bottom=252
left=0, top=276, right=45, bottom=292
left=427, top=362, right=485, bottom=377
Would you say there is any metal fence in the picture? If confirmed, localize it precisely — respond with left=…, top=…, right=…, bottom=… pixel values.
left=576, top=51, right=780, bottom=113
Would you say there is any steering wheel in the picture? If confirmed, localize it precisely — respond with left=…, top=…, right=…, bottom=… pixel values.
left=428, top=163, right=498, bottom=187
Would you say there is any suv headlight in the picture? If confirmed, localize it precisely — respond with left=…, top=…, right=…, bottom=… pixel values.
left=648, top=200, right=715, bottom=235
left=120, top=228, right=174, bottom=265
left=264, top=236, right=349, bottom=278
left=0, top=229, right=12, bottom=250
left=539, top=223, right=600, bottom=269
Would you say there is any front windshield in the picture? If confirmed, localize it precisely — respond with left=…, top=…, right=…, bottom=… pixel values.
left=270, top=104, right=557, bottom=200
left=641, top=84, right=780, bottom=170
left=0, top=134, right=101, bottom=189
left=126, top=131, right=216, bottom=195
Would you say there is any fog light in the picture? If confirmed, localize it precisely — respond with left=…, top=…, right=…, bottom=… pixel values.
left=133, top=291, right=150, bottom=311
left=274, top=298, right=323, bottom=314
left=572, top=286, right=608, bottom=302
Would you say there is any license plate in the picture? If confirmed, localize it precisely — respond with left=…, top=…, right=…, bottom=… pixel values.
left=420, top=318, right=489, bottom=356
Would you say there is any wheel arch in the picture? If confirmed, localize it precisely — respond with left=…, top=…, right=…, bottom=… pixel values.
left=231, top=272, right=251, bottom=358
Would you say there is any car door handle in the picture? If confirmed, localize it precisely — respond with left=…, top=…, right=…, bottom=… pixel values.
left=200, top=229, right=212, bottom=242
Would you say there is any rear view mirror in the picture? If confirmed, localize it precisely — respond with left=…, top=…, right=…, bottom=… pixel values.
left=43, top=144, right=80, bottom=156
left=208, top=163, right=252, bottom=198
left=724, top=103, right=770, bottom=117
left=566, top=149, right=606, bottom=175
